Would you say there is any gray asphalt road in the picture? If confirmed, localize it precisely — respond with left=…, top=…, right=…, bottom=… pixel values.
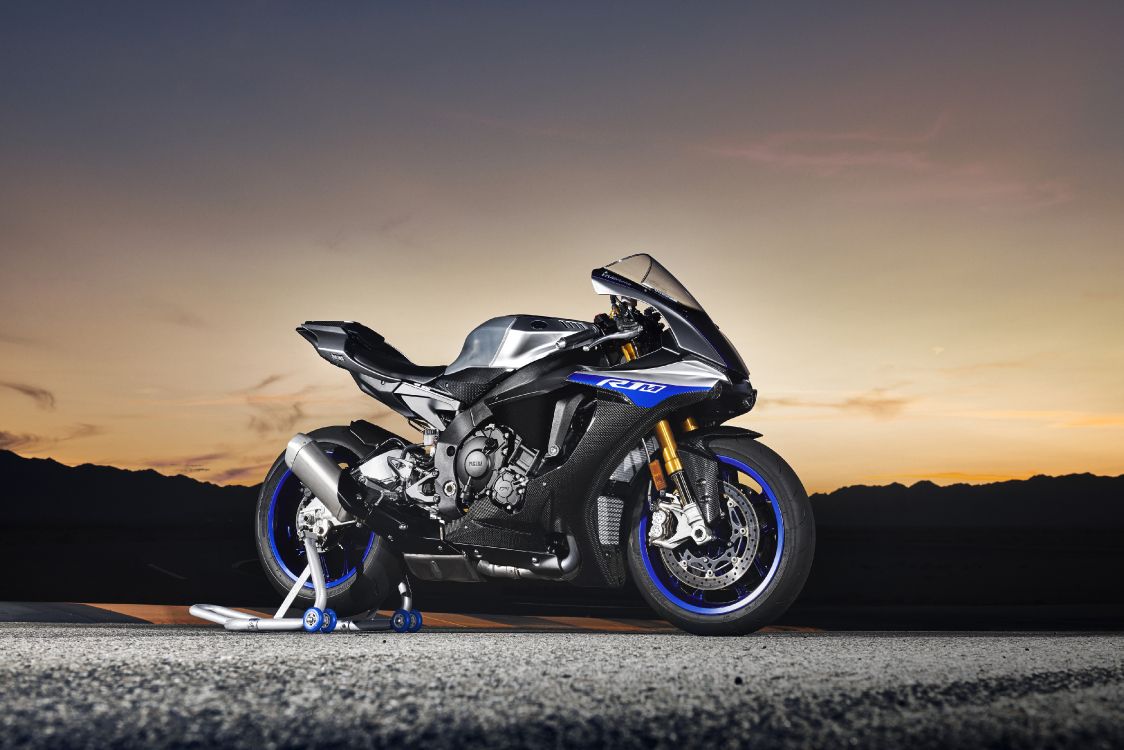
left=0, top=624, right=1120, bottom=749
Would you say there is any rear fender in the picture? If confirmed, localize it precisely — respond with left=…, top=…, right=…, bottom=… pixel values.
left=346, top=419, right=409, bottom=454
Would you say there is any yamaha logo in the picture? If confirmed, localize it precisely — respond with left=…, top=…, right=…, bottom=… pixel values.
left=595, top=378, right=667, bottom=394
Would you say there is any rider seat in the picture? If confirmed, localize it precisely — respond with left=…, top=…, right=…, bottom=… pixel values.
left=298, top=321, right=445, bottom=384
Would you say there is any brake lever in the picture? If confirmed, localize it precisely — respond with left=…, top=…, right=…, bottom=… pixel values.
left=554, top=328, right=599, bottom=351
left=580, top=321, right=642, bottom=352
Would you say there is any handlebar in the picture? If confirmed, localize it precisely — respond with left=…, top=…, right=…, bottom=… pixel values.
left=580, top=321, right=642, bottom=351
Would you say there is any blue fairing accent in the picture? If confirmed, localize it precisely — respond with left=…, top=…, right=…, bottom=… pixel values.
left=566, top=371, right=710, bottom=408
left=268, top=467, right=376, bottom=590
left=640, top=455, right=785, bottom=615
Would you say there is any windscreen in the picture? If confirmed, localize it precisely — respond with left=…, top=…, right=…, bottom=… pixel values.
left=602, top=254, right=703, bottom=311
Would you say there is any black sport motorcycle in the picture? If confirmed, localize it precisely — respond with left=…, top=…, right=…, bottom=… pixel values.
left=254, top=254, right=814, bottom=635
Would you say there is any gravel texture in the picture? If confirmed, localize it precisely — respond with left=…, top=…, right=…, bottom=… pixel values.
left=0, top=624, right=1121, bottom=749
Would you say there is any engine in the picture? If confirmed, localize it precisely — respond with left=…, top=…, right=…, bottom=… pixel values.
left=352, top=424, right=539, bottom=518
left=454, top=424, right=540, bottom=513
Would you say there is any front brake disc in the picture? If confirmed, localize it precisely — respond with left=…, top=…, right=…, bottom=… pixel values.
left=659, top=481, right=760, bottom=590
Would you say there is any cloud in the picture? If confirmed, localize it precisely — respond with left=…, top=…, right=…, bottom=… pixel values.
left=208, top=463, right=271, bottom=484
left=871, top=471, right=1034, bottom=485
left=317, top=212, right=419, bottom=254
left=943, top=409, right=1124, bottom=428
left=699, top=115, right=1072, bottom=211
left=376, top=212, right=413, bottom=235
left=239, top=373, right=287, bottom=394
left=146, top=300, right=208, bottom=329
left=0, top=381, right=56, bottom=410
left=836, top=391, right=914, bottom=418
left=247, top=401, right=306, bottom=437
left=0, top=423, right=104, bottom=453
left=0, top=331, right=37, bottom=346
left=0, top=430, right=40, bottom=451
left=66, top=423, right=105, bottom=440
left=1061, top=413, right=1124, bottom=428
left=939, top=359, right=1031, bottom=376
left=701, top=116, right=945, bottom=176
left=770, top=388, right=914, bottom=419
left=144, top=451, right=226, bottom=475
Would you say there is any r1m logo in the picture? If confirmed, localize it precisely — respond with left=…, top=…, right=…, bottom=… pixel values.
left=565, top=370, right=708, bottom=408
left=596, top=378, right=666, bottom=394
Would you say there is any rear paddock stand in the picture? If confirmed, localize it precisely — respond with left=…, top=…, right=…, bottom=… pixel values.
left=190, top=535, right=423, bottom=634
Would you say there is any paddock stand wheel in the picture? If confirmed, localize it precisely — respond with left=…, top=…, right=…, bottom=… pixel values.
left=303, top=607, right=325, bottom=633
left=391, top=609, right=411, bottom=633
left=189, top=532, right=426, bottom=634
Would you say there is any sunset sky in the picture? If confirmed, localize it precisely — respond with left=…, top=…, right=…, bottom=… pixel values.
left=1, top=3, right=1122, bottom=491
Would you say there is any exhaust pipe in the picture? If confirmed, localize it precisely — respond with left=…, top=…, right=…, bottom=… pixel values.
left=475, top=533, right=581, bottom=581
left=285, top=434, right=358, bottom=522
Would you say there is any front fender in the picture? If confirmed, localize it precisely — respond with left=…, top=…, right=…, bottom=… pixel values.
left=681, top=425, right=763, bottom=450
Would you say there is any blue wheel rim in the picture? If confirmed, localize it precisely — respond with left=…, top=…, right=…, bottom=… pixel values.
left=639, top=454, right=785, bottom=615
left=266, top=446, right=377, bottom=590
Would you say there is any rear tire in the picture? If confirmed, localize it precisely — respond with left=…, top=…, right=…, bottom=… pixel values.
left=254, top=425, right=402, bottom=618
left=626, top=436, right=815, bottom=635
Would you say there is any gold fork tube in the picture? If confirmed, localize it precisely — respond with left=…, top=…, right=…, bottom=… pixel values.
left=620, top=342, right=685, bottom=482
left=653, top=419, right=683, bottom=476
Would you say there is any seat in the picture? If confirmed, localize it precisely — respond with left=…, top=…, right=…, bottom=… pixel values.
left=346, top=325, right=445, bottom=384
left=298, top=321, right=445, bottom=385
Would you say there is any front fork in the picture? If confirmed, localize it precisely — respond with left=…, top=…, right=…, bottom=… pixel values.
left=618, top=342, right=713, bottom=547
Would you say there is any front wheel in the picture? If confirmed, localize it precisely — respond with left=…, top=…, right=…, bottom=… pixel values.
left=626, top=436, right=815, bottom=635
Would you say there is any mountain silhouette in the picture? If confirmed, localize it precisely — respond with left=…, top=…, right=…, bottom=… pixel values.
left=0, top=450, right=268, bottom=604
left=804, top=474, right=1124, bottom=609
left=1, top=450, right=1121, bottom=615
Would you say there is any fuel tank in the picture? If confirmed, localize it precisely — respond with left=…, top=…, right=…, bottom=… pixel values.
left=444, top=315, right=595, bottom=374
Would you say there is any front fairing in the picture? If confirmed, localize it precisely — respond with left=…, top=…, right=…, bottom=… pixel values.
left=591, top=265, right=749, bottom=378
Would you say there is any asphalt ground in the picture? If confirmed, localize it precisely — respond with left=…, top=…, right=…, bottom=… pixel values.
left=0, top=623, right=1120, bottom=749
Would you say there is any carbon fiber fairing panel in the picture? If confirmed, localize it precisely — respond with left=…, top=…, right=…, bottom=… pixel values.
left=445, top=389, right=712, bottom=587
left=555, top=390, right=710, bottom=586
left=434, top=367, right=509, bottom=406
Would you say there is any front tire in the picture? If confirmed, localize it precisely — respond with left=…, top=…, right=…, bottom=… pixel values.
left=254, top=425, right=402, bottom=617
left=626, top=436, right=815, bottom=635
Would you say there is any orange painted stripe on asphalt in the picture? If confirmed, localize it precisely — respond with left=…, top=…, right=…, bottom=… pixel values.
left=759, top=624, right=823, bottom=633
left=374, top=610, right=516, bottom=629
left=535, top=615, right=675, bottom=632
left=82, top=603, right=270, bottom=625
left=75, top=603, right=819, bottom=633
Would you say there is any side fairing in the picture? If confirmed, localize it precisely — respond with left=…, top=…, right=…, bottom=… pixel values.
left=566, top=360, right=727, bottom=408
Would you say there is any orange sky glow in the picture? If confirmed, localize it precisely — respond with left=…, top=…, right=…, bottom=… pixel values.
left=1, top=4, right=1122, bottom=492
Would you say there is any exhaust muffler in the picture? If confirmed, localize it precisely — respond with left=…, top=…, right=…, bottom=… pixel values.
left=285, top=433, right=360, bottom=523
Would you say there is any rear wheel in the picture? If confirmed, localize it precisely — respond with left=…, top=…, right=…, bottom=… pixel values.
left=626, top=436, right=815, bottom=635
left=254, top=426, right=401, bottom=617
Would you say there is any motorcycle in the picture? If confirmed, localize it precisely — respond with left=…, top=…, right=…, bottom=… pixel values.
left=250, top=254, right=814, bottom=635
